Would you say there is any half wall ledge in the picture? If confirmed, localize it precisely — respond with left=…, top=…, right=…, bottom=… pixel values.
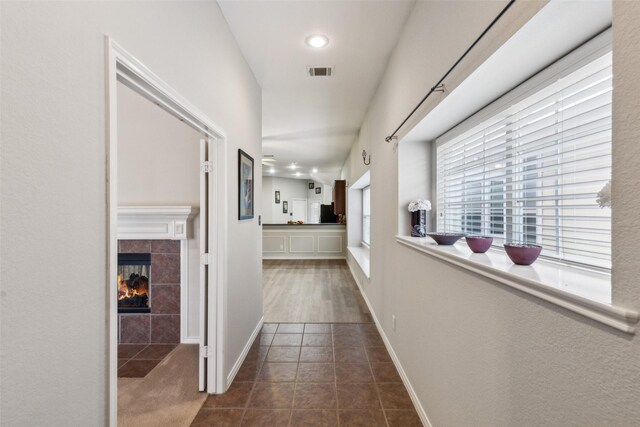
left=396, top=235, right=639, bottom=334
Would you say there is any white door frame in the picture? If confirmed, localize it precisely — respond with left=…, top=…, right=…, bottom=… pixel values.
left=106, top=37, right=227, bottom=426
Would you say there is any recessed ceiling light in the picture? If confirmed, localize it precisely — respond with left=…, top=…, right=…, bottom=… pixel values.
left=296, top=172, right=301, bottom=177
left=269, top=168, right=275, bottom=173
left=306, top=35, right=329, bottom=48
left=312, top=168, right=318, bottom=173
left=289, top=163, right=297, bottom=170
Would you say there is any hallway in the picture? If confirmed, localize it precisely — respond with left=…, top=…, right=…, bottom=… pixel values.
left=263, top=260, right=371, bottom=323
left=188, top=260, right=420, bottom=425
left=190, top=322, right=421, bottom=426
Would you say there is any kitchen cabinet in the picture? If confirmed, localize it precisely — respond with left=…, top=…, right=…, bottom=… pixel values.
left=333, top=180, right=346, bottom=215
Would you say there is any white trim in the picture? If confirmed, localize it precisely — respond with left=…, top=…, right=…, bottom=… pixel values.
left=106, top=36, right=228, bottom=424
left=263, top=255, right=346, bottom=260
left=180, top=240, right=196, bottom=343
left=396, top=236, right=639, bottom=334
left=346, top=262, right=433, bottom=427
left=226, top=317, right=264, bottom=389
left=263, top=228, right=346, bottom=234
left=213, top=134, right=228, bottom=394
left=117, top=206, right=197, bottom=240
left=106, top=37, right=118, bottom=427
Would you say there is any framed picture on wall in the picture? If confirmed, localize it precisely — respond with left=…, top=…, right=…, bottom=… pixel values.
left=315, top=187, right=321, bottom=194
left=275, top=191, right=280, bottom=204
left=238, top=149, right=254, bottom=220
left=309, top=182, right=314, bottom=189
left=283, top=201, right=288, bottom=214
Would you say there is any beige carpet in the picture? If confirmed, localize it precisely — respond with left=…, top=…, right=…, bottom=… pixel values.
left=118, top=344, right=206, bottom=427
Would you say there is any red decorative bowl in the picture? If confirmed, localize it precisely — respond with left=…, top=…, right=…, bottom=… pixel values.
left=426, top=232, right=465, bottom=245
left=504, top=243, right=542, bottom=265
left=465, top=236, right=493, bottom=253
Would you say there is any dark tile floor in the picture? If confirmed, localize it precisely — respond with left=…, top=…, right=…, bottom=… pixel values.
left=118, top=343, right=177, bottom=377
left=191, top=323, right=422, bottom=426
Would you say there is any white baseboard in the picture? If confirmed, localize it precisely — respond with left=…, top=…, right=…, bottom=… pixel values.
left=347, top=261, right=433, bottom=427
left=181, top=337, right=199, bottom=344
left=226, top=316, right=264, bottom=387
left=262, top=255, right=346, bottom=260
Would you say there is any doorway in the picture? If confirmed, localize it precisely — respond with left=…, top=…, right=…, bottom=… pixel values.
left=308, top=198, right=322, bottom=224
left=291, top=198, right=308, bottom=223
left=107, top=38, right=226, bottom=426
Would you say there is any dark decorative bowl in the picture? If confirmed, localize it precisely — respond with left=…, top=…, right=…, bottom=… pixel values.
left=465, top=235, right=493, bottom=253
left=504, top=243, right=542, bottom=265
left=426, top=232, right=465, bottom=245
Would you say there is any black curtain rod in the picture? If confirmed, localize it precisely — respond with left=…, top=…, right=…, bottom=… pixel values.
left=384, top=0, right=517, bottom=143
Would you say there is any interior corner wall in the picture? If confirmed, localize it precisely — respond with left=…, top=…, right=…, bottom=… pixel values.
left=398, top=139, right=432, bottom=236
left=340, top=0, right=640, bottom=425
left=0, top=2, right=262, bottom=425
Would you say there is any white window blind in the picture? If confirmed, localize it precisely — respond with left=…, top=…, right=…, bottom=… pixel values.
left=437, top=50, right=612, bottom=269
left=362, top=186, right=371, bottom=245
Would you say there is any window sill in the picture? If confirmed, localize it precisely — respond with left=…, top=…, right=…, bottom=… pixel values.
left=348, top=245, right=370, bottom=279
left=396, top=235, right=638, bottom=334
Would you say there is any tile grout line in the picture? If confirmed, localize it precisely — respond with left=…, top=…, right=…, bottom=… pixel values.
left=242, top=327, right=274, bottom=424
left=365, top=334, right=391, bottom=427
left=332, top=324, right=341, bottom=427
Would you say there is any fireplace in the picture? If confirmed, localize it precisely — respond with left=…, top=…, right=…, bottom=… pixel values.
left=118, top=253, right=151, bottom=313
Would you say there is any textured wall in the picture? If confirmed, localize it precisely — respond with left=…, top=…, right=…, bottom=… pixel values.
left=117, top=82, right=201, bottom=207
left=342, top=1, right=640, bottom=425
left=0, top=1, right=262, bottom=425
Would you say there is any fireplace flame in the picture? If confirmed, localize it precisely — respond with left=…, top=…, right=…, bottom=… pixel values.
left=118, top=273, right=149, bottom=301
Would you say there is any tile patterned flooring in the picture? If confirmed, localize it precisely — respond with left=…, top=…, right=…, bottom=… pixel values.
left=118, top=343, right=177, bottom=377
left=190, top=323, right=422, bottom=426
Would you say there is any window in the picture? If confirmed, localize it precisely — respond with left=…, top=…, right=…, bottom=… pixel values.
left=362, top=186, right=371, bottom=246
left=437, top=45, right=612, bottom=269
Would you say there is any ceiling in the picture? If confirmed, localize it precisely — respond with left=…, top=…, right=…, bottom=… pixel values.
left=218, top=0, right=414, bottom=182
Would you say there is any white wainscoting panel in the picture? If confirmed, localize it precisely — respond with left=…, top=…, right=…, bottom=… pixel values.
left=289, top=236, right=315, bottom=253
left=263, top=236, right=286, bottom=253
left=318, top=236, right=343, bottom=253
left=263, top=226, right=346, bottom=259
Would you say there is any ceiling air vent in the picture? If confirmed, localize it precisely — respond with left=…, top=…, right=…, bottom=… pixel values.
left=307, top=66, right=334, bottom=77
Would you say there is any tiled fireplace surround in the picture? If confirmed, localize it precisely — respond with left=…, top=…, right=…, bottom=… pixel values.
left=118, top=239, right=181, bottom=344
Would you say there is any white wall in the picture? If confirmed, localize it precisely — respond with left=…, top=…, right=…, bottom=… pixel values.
left=117, top=81, right=201, bottom=340
left=342, top=0, right=640, bottom=425
left=0, top=2, right=262, bottom=425
left=118, top=82, right=200, bottom=206
left=261, top=176, right=318, bottom=223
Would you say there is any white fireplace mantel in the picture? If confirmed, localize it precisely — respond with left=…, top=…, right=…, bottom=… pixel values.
left=117, top=206, right=198, bottom=240
left=117, top=205, right=199, bottom=344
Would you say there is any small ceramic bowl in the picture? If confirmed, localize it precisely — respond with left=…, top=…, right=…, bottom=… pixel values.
left=504, top=243, right=542, bottom=265
left=426, top=232, right=465, bottom=245
left=465, top=235, right=493, bottom=253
